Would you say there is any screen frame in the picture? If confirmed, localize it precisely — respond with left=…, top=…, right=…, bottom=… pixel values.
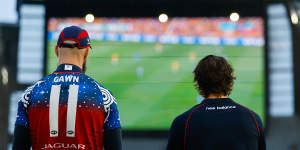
left=44, top=4, right=269, bottom=138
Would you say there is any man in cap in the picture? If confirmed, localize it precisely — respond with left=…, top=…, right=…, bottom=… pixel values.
left=13, top=26, right=122, bottom=150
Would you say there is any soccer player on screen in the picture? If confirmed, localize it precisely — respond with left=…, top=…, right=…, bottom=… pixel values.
left=12, top=26, right=122, bottom=150
left=167, top=55, right=266, bottom=150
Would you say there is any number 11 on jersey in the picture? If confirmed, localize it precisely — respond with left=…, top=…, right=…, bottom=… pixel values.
left=49, top=84, right=79, bottom=137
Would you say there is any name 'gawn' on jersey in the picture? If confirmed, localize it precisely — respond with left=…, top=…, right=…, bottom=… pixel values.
left=15, top=64, right=121, bottom=150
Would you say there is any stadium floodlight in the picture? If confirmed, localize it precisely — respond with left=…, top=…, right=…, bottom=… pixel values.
left=290, top=10, right=298, bottom=24
left=1, top=67, right=8, bottom=85
left=85, top=13, right=95, bottom=23
left=159, top=13, right=168, bottom=23
left=230, top=12, right=239, bottom=22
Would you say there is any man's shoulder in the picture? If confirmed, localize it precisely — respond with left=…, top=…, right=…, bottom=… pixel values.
left=81, top=75, right=112, bottom=93
left=25, top=76, right=50, bottom=91
left=230, top=100, right=264, bottom=127
left=81, top=75, right=117, bottom=111
left=78, top=74, right=98, bottom=85
left=19, top=76, right=50, bottom=108
left=231, top=101, right=262, bottom=119
left=173, top=103, right=206, bottom=124
left=185, top=103, right=207, bottom=114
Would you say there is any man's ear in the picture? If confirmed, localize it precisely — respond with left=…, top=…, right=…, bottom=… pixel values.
left=84, top=47, right=90, bottom=61
left=55, top=45, right=59, bottom=57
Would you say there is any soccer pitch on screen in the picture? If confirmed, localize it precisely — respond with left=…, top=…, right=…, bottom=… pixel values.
left=47, top=41, right=265, bottom=129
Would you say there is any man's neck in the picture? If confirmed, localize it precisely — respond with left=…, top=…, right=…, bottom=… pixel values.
left=206, top=94, right=227, bottom=99
left=58, top=59, right=82, bottom=69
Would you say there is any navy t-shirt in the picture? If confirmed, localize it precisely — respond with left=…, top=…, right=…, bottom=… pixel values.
left=167, top=98, right=265, bottom=150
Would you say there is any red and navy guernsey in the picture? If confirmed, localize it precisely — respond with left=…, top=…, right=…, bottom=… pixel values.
left=15, top=64, right=121, bottom=150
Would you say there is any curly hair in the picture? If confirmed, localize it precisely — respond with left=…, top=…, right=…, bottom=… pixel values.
left=193, top=55, right=236, bottom=98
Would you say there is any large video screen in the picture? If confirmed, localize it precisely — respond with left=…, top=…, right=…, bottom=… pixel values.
left=47, top=17, right=265, bottom=130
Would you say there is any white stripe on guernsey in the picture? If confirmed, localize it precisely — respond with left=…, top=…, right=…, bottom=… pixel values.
left=66, top=84, right=79, bottom=137
left=49, top=85, right=61, bottom=137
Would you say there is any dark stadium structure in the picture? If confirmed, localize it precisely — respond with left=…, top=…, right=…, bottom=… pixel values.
left=0, top=0, right=299, bottom=150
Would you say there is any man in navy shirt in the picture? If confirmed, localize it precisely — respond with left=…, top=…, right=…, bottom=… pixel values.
left=13, top=26, right=122, bottom=150
left=167, top=55, right=266, bottom=150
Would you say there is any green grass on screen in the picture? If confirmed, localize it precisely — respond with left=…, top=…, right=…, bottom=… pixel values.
left=47, top=40, right=265, bottom=129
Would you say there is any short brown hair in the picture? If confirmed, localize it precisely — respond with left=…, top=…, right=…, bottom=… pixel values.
left=193, top=55, right=236, bottom=98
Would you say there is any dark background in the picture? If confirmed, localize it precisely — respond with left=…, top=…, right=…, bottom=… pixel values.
left=45, top=0, right=264, bottom=17
left=0, top=0, right=299, bottom=149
